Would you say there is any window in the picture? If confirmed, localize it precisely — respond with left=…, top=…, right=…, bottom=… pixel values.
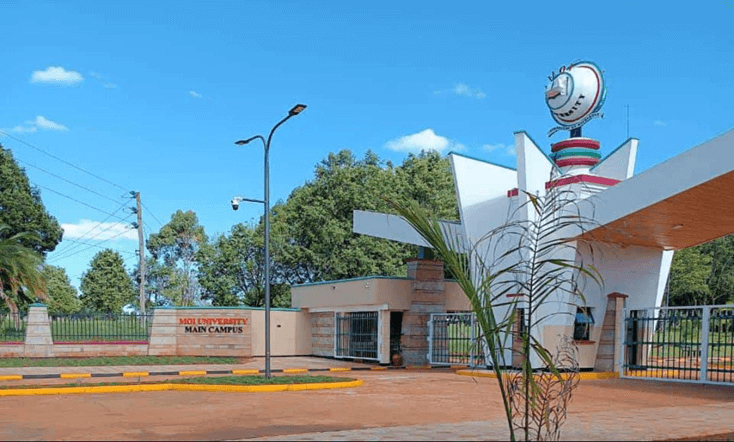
left=335, top=311, right=379, bottom=360
left=574, top=307, right=595, bottom=341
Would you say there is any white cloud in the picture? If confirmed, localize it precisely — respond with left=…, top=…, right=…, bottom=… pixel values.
left=483, top=143, right=516, bottom=156
left=30, top=66, right=84, bottom=85
left=90, top=71, right=117, bottom=89
left=654, top=120, right=667, bottom=126
left=384, top=129, right=464, bottom=154
left=33, top=116, right=68, bottom=131
left=1, top=116, right=68, bottom=134
left=61, top=219, right=138, bottom=241
left=189, top=90, right=203, bottom=99
left=453, top=83, right=486, bottom=99
left=7, top=125, right=38, bottom=134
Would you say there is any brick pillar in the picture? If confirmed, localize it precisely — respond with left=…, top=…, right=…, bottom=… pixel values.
left=401, top=259, right=446, bottom=366
left=147, top=308, right=177, bottom=356
left=594, top=292, right=628, bottom=372
left=24, top=304, right=53, bottom=358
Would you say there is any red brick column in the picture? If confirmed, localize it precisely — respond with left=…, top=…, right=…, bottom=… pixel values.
left=401, top=259, right=446, bottom=366
left=594, top=292, right=628, bottom=372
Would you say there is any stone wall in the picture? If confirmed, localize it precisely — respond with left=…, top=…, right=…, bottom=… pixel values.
left=8, top=305, right=309, bottom=358
left=0, top=344, right=24, bottom=357
left=52, top=343, right=148, bottom=357
left=174, top=309, right=252, bottom=357
left=310, top=312, right=335, bottom=357
left=148, top=309, right=177, bottom=356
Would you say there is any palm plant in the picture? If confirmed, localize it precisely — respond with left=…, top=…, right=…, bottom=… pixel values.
left=0, top=225, right=47, bottom=327
left=391, top=183, right=602, bottom=441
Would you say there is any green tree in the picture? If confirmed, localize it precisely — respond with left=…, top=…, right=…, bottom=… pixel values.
left=697, top=235, right=734, bottom=305
left=41, top=265, right=81, bottom=314
left=194, top=150, right=457, bottom=307
left=272, top=149, right=457, bottom=283
left=0, top=225, right=47, bottom=322
left=0, top=145, right=63, bottom=255
left=147, top=210, right=207, bottom=306
left=393, top=151, right=459, bottom=220
left=669, top=247, right=713, bottom=306
left=79, top=249, right=134, bottom=313
left=197, top=223, right=290, bottom=307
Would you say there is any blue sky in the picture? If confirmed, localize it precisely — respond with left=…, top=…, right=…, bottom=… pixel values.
left=1, top=1, right=732, bottom=288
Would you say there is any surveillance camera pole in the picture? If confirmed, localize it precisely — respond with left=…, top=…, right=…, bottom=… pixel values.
left=232, top=196, right=266, bottom=206
left=235, top=104, right=306, bottom=379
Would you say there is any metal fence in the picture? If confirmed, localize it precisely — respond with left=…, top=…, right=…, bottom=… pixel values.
left=428, top=313, right=487, bottom=367
left=335, top=311, right=379, bottom=360
left=0, top=312, right=27, bottom=342
left=622, top=305, right=734, bottom=385
left=49, top=312, right=154, bottom=342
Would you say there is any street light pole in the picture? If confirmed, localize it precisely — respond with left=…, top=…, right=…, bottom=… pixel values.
left=235, top=104, right=307, bottom=379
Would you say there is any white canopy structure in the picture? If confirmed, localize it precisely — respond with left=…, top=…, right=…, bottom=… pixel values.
left=354, top=128, right=734, bottom=368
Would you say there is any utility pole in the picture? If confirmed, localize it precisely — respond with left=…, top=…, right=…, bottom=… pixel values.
left=135, top=192, right=146, bottom=315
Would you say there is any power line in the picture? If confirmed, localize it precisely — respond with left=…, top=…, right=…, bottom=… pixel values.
left=50, top=202, right=129, bottom=256
left=123, top=253, right=139, bottom=266
left=17, top=157, right=124, bottom=205
left=48, top=228, right=137, bottom=263
left=51, top=214, right=135, bottom=259
left=141, top=201, right=164, bottom=227
left=142, top=220, right=155, bottom=237
left=51, top=229, right=136, bottom=262
left=32, top=183, right=131, bottom=223
left=0, top=130, right=130, bottom=192
left=54, top=238, right=137, bottom=258
left=52, top=214, right=135, bottom=258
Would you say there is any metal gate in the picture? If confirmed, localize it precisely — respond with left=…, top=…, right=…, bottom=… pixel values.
left=335, top=311, right=379, bottom=360
left=428, top=313, right=488, bottom=367
left=622, top=305, right=734, bottom=385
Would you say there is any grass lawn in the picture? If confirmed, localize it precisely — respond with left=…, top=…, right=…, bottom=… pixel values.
left=0, top=375, right=353, bottom=389
left=0, top=355, right=240, bottom=368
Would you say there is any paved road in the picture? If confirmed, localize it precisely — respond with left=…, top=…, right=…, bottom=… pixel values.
left=244, top=401, right=734, bottom=441
left=1, top=369, right=733, bottom=441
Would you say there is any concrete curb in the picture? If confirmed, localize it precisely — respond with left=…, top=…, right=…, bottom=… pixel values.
left=0, top=365, right=455, bottom=382
left=0, top=379, right=364, bottom=397
left=455, top=370, right=619, bottom=380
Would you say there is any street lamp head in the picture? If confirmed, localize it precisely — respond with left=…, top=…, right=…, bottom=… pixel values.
left=289, top=104, right=307, bottom=116
left=235, top=136, right=259, bottom=146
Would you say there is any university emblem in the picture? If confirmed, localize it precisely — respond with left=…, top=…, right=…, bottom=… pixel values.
left=545, top=61, right=607, bottom=137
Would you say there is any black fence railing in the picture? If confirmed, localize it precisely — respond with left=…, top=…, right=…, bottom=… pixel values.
left=335, top=311, right=379, bottom=360
left=707, top=307, right=734, bottom=383
left=0, top=313, right=27, bottom=342
left=623, top=306, right=734, bottom=384
left=49, top=312, right=153, bottom=343
left=429, top=313, right=487, bottom=366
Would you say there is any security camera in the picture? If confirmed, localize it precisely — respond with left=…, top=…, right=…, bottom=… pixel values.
left=231, top=198, right=239, bottom=211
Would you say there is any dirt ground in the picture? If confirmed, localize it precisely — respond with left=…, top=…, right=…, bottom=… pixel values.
left=1, top=371, right=733, bottom=441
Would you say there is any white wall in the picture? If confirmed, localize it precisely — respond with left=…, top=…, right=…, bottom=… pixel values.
left=591, top=138, right=638, bottom=180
